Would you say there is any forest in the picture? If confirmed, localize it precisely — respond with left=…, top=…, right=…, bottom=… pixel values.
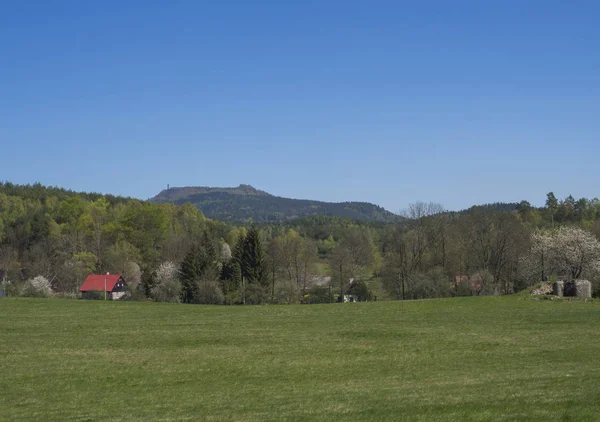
left=2, top=182, right=600, bottom=303
left=151, top=184, right=399, bottom=223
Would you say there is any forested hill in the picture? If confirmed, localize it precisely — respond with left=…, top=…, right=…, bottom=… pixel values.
left=151, top=185, right=399, bottom=223
left=458, top=202, right=520, bottom=214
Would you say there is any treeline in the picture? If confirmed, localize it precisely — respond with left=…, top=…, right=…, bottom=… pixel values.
left=2, top=183, right=600, bottom=303
left=0, top=182, right=228, bottom=295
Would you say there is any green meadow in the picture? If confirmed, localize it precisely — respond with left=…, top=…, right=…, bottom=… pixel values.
left=1, top=296, right=600, bottom=421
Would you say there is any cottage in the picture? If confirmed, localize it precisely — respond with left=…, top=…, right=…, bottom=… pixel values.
left=80, top=274, right=127, bottom=300
left=455, top=275, right=483, bottom=292
left=343, top=294, right=358, bottom=303
left=342, top=278, right=359, bottom=303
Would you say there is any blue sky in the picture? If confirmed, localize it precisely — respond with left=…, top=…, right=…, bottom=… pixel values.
left=1, top=1, right=598, bottom=212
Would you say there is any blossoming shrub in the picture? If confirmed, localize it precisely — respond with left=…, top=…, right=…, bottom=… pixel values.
left=21, top=276, right=53, bottom=298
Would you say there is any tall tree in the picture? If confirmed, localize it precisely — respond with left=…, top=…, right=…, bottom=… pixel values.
left=545, top=192, right=558, bottom=225
left=279, top=229, right=318, bottom=290
left=180, top=233, right=219, bottom=303
left=241, top=227, right=267, bottom=286
left=266, top=235, right=283, bottom=303
left=537, top=226, right=600, bottom=279
left=382, top=202, right=442, bottom=300
left=461, top=211, right=528, bottom=294
left=330, top=228, right=375, bottom=300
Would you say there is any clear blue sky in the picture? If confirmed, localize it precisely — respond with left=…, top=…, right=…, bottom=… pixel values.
left=1, top=1, right=598, bottom=212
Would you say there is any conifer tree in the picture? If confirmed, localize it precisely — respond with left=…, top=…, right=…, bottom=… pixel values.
left=241, top=227, right=267, bottom=286
left=180, top=231, right=219, bottom=303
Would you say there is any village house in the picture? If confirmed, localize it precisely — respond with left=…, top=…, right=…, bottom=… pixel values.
left=342, top=278, right=359, bottom=303
left=80, top=274, right=127, bottom=300
left=455, top=275, right=483, bottom=292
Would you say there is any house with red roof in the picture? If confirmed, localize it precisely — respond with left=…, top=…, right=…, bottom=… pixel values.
left=455, top=274, right=483, bottom=293
left=80, top=274, right=127, bottom=300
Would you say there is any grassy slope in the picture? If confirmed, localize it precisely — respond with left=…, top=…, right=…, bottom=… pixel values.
left=1, top=297, right=600, bottom=421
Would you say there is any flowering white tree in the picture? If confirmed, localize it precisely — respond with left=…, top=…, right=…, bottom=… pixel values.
left=151, top=261, right=181, bottom=303
left=22, top=275, right=53, bottom=298
left=532, top=226, right=600, bottom=279
left=527, top=230, right=554, bottom=282
left=220, top=243, right=232, bottom=262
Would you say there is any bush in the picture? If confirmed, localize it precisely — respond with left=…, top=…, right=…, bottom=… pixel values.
left=150, top=261, right=181, bottom=303
left=224, top=287, right=242, bottom=305
left=152, top=278, right=181, bottom=303
left=243, top=283, right=269, bottom=305
left=194, top=280, right=225, bottom=305
left=54, top=291, right=79, bottom=299
left=593, top=280, right=600, bottom=298
left=82, top=290, right=104, bottom=300
left=124, top=281, right=147, bottom=301
left=275, top=281, right=301, bottom=304
left=349, top=280, right=373, bottom=302
left=1, top=280, right=19, bottom=297
left=305, top=285, right=331, bottom=304
left=20, top=276, right=53, bottom=298
left=455, top=281, right=474, bottom=297
left=409, top=268, right=453, bottom=299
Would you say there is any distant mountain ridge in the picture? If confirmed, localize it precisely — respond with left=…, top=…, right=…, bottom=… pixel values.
left=155, top=184, right=270, bottom=201
left=151, top=185, right=399, bottom=223
left=458, top=202, right=520, bottom=214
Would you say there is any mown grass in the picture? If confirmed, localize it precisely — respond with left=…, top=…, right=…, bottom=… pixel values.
left=1, top=296, right=600, bottom=421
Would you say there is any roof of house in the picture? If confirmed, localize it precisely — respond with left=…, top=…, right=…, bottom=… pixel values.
left=455, top=274, right=483, bottom=291
left=344, top=278, right=360, bottom=293
left=80, top=274, right=124, bottom=292
left=310, top=275, right=332, bottom=286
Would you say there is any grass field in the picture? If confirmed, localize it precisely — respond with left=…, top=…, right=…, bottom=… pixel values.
left=1, top=296, right=600, bottom=421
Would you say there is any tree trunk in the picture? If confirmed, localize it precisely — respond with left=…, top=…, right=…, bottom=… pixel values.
left=541, top=250, right=545, bottom=282
left=402, top=275, right=406, bottom=300
left=271, top=272, right=275, bottom=304
left=339, top=263, right=344, bottom=302
left=242, top=277, right=246, bottom=305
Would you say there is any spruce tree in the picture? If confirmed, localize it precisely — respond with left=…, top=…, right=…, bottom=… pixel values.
left=242, top=227, right=267, bottom=286
left=180, top=244, right=201, bottom=303
left=230, top=232, right=245, bottom=289
left=180, top=231, right=219, bottom=303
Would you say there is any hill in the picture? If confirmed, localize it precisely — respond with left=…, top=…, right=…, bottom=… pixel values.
left=151, top=185, right=399, bottom=223
left=2, top=296, right=600, bottom=421
left=459, top=202, right=520, bottom=214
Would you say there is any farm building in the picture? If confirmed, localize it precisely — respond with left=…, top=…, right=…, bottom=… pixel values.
left=80, top=274, right=127, bottom=300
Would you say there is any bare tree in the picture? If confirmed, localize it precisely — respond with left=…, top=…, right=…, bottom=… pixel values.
left=384, top=226, right=428, bottom=300
left=460, top=211, right=527, bottom=294
left=330, top=228, right=375, bottom=300
left=384, top=202, right=444, bottom=300
left=530, top=230, right=553, bottom=281
left=266, top=236, right=283, bottom=303
left=279, top=230, right=317, bottom=290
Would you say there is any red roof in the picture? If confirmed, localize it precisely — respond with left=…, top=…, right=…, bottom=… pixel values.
left=80, top=274, right=124, bottom=292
